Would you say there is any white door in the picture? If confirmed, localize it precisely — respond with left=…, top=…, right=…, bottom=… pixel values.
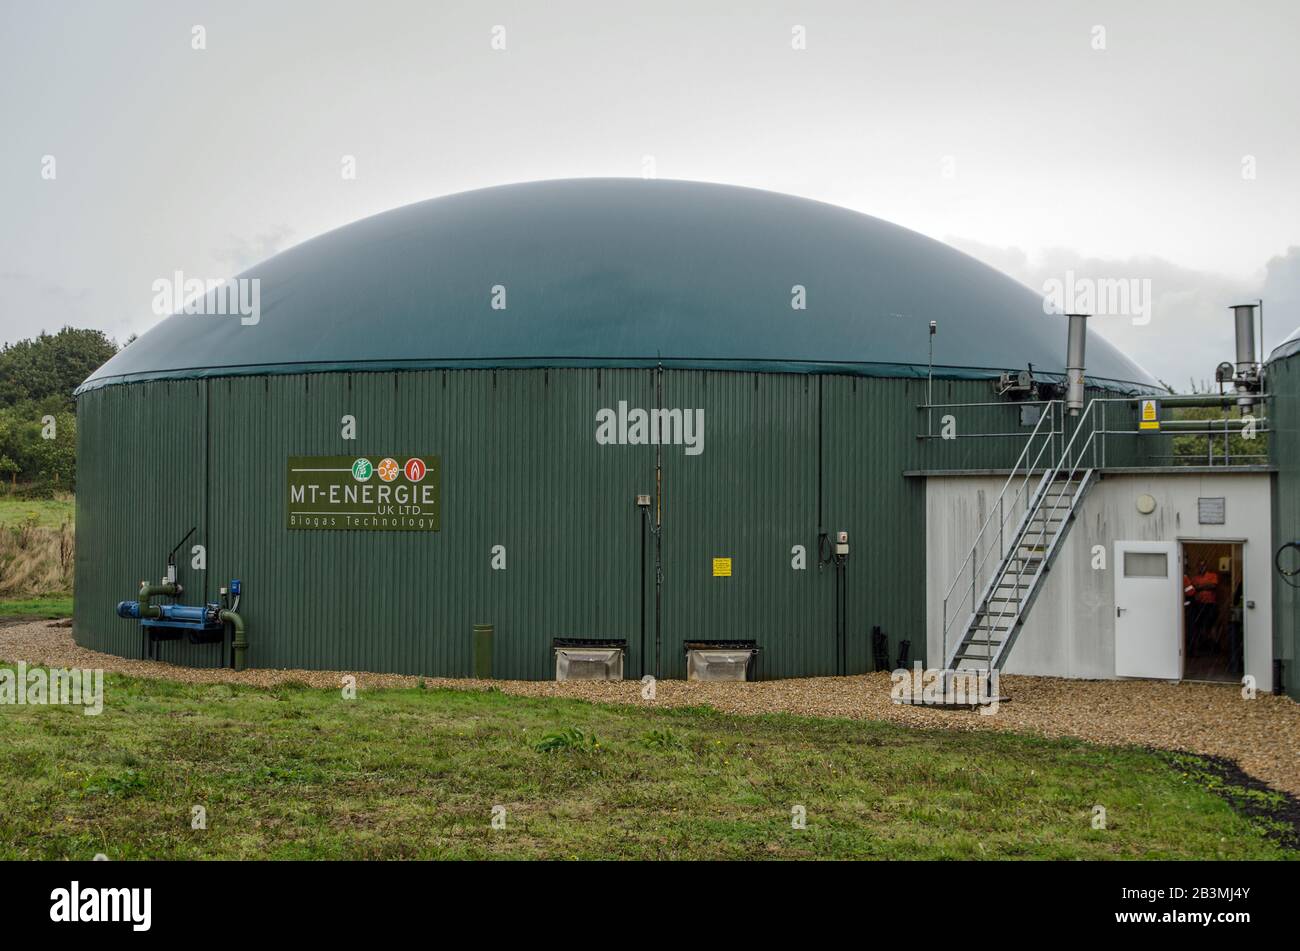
left=1114, top=541, right=1181, bottom=679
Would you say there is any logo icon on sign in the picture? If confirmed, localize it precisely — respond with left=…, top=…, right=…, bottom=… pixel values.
left=377, top=457, right=400, bottom=482
left=404, top=458, right=427, bottom=482
left=351, top=458, right=373, bottom=482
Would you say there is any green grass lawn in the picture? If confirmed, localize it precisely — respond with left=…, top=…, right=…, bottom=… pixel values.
left=0, top=668, right=1293, bottom=860
left=0, top=495, right=75, bottom=529
left=0, top=594, right=73, bottom=617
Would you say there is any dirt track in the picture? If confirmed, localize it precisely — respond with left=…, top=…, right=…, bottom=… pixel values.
left=3, top=618, right=1297, bottom=796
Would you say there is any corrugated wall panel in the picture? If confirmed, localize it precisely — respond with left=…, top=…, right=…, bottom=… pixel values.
left=76, top=369, right=1139, bottom=679
left=658, top=370, right=825, bottom=679
left=1270, top=355, right=1299, bottom=700
left=822, top=375, right=929, bottom=673
left=74, top=380, right=210, bottom=665
left=200, top=368, right=654, bottom=678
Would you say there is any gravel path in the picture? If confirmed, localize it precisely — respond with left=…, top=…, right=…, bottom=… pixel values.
left=4, top=619, right=1297, bottom=795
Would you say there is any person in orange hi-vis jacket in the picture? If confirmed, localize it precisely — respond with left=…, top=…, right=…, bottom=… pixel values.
left=1189, top=561, right=1221, bottom=654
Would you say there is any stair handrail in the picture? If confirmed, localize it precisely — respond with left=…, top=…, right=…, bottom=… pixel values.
left=942, top=467, right=1059, bottom=671
left=940, top=401, right=1062, bottom=662
left=978, top=469, right=1097, bottom=672
left=967, top=399, right=1103, bottom=670
left=1034, top=398, right=1102, bottom=533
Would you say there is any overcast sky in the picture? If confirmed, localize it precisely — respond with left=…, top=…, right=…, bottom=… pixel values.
left=2, top=0, right=1298, bottom=385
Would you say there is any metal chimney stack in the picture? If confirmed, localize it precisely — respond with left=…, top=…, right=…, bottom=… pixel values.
left=1065, top=313, right=1088, bottom=416
left=1231, top=303, right=1260, bottom=409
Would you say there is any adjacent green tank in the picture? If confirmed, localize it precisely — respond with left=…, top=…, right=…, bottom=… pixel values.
left=1267, top=334, right=1300, bottom=699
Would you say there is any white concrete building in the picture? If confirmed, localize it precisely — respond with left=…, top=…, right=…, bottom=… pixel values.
left=925, top=468, right=1274, bottom=691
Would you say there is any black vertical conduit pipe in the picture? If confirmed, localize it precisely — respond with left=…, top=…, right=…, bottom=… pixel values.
left=203, top=381, right=211, bottom=608
left=834, top=560, right=842, bottom=675
left=832, top=548, right=849, bottom=676
left=839, top=558, right=847, bottom=675
left=816, top=374, right=837, bottom=670
left=817, top=376, right=824, bottom=542
left=654, top=363, right=664, bottom=680
left=639, top=507, right=647, bottom=679
left=816, top=376, right=828, bottom=657
left=817, top=377, right=846, bottom=674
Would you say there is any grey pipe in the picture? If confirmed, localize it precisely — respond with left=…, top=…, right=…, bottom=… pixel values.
left=136, top=580, right=181, bottom=619
left=221, top=609, right=248, bottom=671
left=1233, top=303, right=1258, bottom=373
left=1232, top=303, right=1260, bottom=409
left=1065, top=313, right=1088, bottom=416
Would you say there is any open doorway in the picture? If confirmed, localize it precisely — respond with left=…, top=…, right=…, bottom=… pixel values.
left=1181, top=541, right=1244, bottom=683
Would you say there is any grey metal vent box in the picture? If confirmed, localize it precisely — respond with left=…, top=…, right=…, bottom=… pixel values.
left=686, top=648, right=757, bottom=682
left=554, top=647, right=624, bottom=681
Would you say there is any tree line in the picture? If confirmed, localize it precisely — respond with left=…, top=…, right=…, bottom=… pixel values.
left=0, top=328, right=120, bottom=492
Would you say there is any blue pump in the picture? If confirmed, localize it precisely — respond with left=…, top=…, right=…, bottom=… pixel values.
left=117, top=600, right=222, bottom=626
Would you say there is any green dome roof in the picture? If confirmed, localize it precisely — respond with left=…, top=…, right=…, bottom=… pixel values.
left=79, top=178, right=1156, bottom=392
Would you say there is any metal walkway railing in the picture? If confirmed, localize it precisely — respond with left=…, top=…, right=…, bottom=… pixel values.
left=940, top=399, right=1102, bottom=673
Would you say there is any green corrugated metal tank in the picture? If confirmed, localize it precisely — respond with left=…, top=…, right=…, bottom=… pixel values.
left=74, top=179, right=1156, bottom=679
left=1267, top=332, right=1300, bottom=700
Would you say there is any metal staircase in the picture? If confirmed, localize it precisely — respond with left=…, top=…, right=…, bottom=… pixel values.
left=941, top=399, right=1101, bottom=675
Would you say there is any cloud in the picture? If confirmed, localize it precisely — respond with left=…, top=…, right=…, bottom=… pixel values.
left=211, top=224, right=296, bottom=273
left=1262, top=246, right=1300, bottom=351
left=0, top=270, right=97, bottom=346
left=945, top=237, right=1272, bottom=390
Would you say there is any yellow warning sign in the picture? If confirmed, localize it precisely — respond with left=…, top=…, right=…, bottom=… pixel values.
left=1138, top=398, right=1161, bottom=432
left=712, top=557, right=732, bottom=577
